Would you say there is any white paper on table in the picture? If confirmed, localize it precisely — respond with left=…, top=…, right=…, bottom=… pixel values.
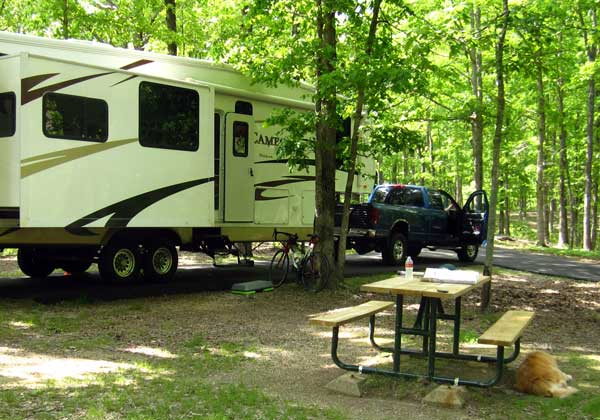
left=422, top=268, right=480, bottom=284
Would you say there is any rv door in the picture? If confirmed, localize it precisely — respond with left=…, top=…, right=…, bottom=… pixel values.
left=224, top=113, right=255, bottom=222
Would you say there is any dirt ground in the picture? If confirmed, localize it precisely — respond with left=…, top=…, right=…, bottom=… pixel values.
left=1, top=252, right=599, bottom=419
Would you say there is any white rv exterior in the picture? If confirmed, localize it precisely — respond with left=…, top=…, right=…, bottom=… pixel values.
left=0, top=31, right=374, bottom=282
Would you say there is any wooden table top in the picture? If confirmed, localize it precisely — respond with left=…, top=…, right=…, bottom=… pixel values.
left=361, top=275, right=491, bottom=299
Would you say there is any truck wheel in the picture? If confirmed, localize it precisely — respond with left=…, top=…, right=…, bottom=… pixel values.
left=353, top=242, right=372, bottom=255
left=382, top=233, right=408, bottom=266
left=408, top=246, right=422, bottom=258
left=99, top=241, right=141, bottom=283
left=457, top=244, right=479, bottom=262
left=17, top=247, right=55, bottom=278
left=143, top=242, right=178, bottom=283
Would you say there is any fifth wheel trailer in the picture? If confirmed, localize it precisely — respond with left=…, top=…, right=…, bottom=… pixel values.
left=0, top=31, right=375, bottom=282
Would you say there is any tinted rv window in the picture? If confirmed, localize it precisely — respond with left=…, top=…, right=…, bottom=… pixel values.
left=139, top=82, right=199, bottom=151
left=0, top=92, right=16, bottom=137
left=43, top=93, right=108, bottom=142
left=232, top=121, right=248, bottom=157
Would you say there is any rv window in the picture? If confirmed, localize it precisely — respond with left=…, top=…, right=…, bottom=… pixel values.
left=139, top=82, right=199, bottom=151
left=235, top=101, right=253, bottom=116
left=0, top=92, right=16, bottom=137
left=43, top=93, right=108, bottom=142
left=232, top=121, right=248, bottom=157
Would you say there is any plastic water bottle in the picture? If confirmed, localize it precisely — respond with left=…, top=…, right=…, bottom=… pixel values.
left=405, top=256, right=413, bottom=280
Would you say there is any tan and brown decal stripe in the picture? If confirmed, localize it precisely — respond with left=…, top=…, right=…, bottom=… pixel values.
left=254, top=175, right=315, bottom=201
left=66, top=177, right=214, bottom=235
left=21, top=72, right=114, bottom=105
left=21, top=138, right=138, bottom=178
left=21, top=59, right=153, bottom=104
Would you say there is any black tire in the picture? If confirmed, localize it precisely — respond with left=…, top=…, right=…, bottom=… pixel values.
left=60, top=261, right=92, bottom=274
left=143, top=242, right=178, bottom=283
left=382, top=232, right=408, bottom=266
left=457, top=244, right=479, bottom=262
left=269, top=250, right=290, bottom=288
left=301, top=251, right=330, bottom=293
left=407, top=246, right=422, bottom=259
left=17, top=247, right=55, bottom=278
left=98, top=241, right=141, bottom=283
left=353, top=242, right=372, bottom=255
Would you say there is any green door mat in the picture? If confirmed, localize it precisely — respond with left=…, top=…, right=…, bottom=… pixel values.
left=231, top=280, right=274, bottom=295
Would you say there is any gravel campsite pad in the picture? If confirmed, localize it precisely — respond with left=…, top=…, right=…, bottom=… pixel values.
left=0, top=254, right=599, bottom=419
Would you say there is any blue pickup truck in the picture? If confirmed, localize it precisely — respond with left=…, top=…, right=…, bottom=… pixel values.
left=335, top=184, right=488, bottom=265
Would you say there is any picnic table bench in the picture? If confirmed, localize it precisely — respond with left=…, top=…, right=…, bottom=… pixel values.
left=309, top=276, right=535, bottom=388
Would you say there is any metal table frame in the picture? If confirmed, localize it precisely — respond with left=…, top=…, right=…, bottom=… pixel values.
left=330, top=279, right=520, bottom=387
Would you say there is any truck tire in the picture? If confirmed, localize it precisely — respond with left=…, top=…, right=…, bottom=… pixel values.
left=17, top=247, right=55, bottom=278
left=382, top=233, right=408, bottom=266
left=407, top=246, right=422, bottom=258
left=143, top=242, right=178, bottom=283
left=99, top=241, right=141, bottom=283
left=353, top=242, right=372, bottom=255
left=457, top=244, right=479, bottom=262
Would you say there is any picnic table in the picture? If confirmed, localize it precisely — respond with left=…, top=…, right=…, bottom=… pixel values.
left=310, top=273, right=534, bottom=387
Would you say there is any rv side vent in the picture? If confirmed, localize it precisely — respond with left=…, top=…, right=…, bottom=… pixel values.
left=235, top=101, right=253, bottom=116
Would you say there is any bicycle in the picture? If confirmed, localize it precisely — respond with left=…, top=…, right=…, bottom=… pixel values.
left=269, top=229, right=331, bottom=292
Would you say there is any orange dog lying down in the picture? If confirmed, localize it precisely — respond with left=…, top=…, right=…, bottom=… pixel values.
left=515, top=351, right=578, bottom=398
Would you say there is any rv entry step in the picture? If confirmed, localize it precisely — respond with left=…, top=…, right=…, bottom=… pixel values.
left=231, top=280, right=274, bottom=295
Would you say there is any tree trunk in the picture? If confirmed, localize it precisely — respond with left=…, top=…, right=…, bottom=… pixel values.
left=557, top=78, right=569, bottom=247
left=482, top=0, right=509, bottom=311
left=427, top=120, right=435, bottom=180
left=314, top=0, right=338, bottom=286
left=505, top=176, right=511, bottom=236
left=583, top=76, right=595, bottom=250
left=534, top=46, right=547, bottom=247
left=470, top=7, right=484, bottom=191
left=62, top=0, right=69, bottom=39
left=336, top=0, right=382, bottom=274
left=165, top=0, right=178, bottom=56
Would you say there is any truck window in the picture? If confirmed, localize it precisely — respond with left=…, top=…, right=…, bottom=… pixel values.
left=43, top=92, right=108, bottom=142
left=404, top=188, right=424, bottom=207
left=371, top=186, right=390, bottom=204
left=0, top=92, right=15, bottom=137
left=139, top=81, right=199, bottom=151
left=428, top=190, right=444, bottom=210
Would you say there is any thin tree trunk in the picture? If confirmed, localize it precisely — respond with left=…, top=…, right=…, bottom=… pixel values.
left=427, top=120, right=435, bottom=180
left=557, top=78, right=570, bottom=247
left=470, top=7, right=484, bottom=191
left=505, top=176, right=511, bottom=236
left=534, top=45, right=547, bottom=247
left=164, top=0, right=178, bottom=56
left=62, top=0, right=69, bottom=39
left=336, top=0, right=382, bottom=273
left=482, top=0, right=509, bottom=311
left=314, top=0, right=338, bottom=285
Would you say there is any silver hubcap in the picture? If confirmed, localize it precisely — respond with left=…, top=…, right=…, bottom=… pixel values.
left=466, top=245, right=477, bottom=258
left=113, top=249, right=135, bottom=278
left=392, top=240, right=404, bottom=261
left=152, top=247, right=173, bottom=275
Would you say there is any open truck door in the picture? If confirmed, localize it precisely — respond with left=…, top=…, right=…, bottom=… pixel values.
left=461, top=190, right=488, bottom=245
left=224, top=112, right=255, bottom=222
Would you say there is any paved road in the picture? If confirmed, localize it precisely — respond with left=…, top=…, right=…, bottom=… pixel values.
left=0, top=246, right=596, bottom=302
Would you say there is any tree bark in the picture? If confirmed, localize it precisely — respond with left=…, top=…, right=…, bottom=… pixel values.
left=557, top=78, right=569, bottom=247
left=534, top=45, right=547, bottom=247
left=470, top=7, right=484, bottom=191
left=314, top=0, right=338, bottom=286
left=482, top=0, right=509, bottom=311
left=336, top=0, right=382, bottom=273
left=165, top=0, right=178, bottom=56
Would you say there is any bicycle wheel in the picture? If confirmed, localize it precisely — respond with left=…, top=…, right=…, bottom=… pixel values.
left=269, top=249, right=290, bottom=288
left=301, top=251, right=330, bottom=292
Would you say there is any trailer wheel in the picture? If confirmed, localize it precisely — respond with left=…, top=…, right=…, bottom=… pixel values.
left=143, top=242, right=178, bottom=283
left=99, top=241, right=141, bottom=283
left=17, top=247, right=55, bottom=278
left=382, top=232, right=408, bottom=266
